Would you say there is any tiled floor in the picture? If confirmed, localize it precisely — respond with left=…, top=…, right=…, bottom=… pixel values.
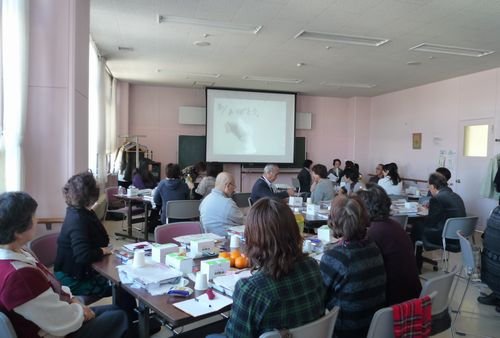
left=38, top=220, right=500, bottom=337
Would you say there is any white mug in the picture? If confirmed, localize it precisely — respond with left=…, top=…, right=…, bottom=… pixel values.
left=230, top=235, right=240, bottom=250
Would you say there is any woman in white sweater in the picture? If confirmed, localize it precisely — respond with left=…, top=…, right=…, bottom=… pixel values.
left=378, top=162, right=403, bottom=195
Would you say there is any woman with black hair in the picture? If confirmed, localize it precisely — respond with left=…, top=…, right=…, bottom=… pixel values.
left=377, top=162, right=403, bottom=195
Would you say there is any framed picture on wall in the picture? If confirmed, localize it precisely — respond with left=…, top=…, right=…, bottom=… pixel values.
left=412, top=133, right=422, bottom=149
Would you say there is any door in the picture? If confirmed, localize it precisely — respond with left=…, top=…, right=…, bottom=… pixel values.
left=455, top=118, right=496, bottom=229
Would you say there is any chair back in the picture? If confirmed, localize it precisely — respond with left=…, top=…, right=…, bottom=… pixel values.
left=420, top=268, right=456, bottom=315
left=27, top=232, right=59, bottom=267
left=105, top=186, right=125, bottom=210
left=457, top=230, right=475, bottom=275
left=366, top=292, right=436, bottom=338
left=389, top=215, right=408, bottom=229
left=259, top=306, right=339, bottom=338
left=0, top=312, right=17, bottom=338
left=442, top=216, right=478, bottom=241
left=291, top=177, right=301, bottom=192
left=166, top=200, right=201, bottom=222
left=232, top=192, right=251, bottom=208
left=154, top=222, right=203, bottom=244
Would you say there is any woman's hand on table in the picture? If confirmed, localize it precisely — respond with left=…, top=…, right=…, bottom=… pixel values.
left=101, top=247, right=113, bottom=255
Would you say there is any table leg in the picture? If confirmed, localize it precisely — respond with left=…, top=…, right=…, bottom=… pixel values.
left=127, top=200, right=133, bottom=237
left=143, top=203, right=150, bottom=241
left=137, top=300, right=150, bottom=338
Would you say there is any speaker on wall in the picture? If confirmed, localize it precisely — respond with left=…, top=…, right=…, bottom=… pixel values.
left=296, top=112, right=312, bottom=130
left=178, top=106, right=206, bottom=125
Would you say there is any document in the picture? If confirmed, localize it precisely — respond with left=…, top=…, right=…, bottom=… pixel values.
left=173, top=293, right=233, bottom=317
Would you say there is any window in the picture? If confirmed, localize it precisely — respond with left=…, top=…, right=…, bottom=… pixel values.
left=463, top=124, right=489, bottom=157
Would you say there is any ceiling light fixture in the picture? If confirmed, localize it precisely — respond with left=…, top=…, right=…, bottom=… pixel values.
left=185, top=72, right=221, bottom=79
left=409, top=43, right=494, bottom=57
left=295, top=30, right=390, bottom=47
left=320, top=82, right=376, bottom=88
left=157, top=14, right=262, bottom=34
left=242, top=75, right=303, bottom=84
left=193, top=41, right=210, bottom=47
left=193, top=81, right=215, bottom=87
left=118, top=46, right=134, bottom=51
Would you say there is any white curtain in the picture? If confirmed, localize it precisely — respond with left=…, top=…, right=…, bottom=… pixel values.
left=88, top=40, right=106, bottom=185
left=105, top=76, right=118, bottom=173
left=1, top=0, right=29, bottom=192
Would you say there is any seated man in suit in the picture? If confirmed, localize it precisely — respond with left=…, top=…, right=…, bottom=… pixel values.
left=250, top=164, right=295, bottom=203
left=413, top=172, right=466, bottom=271
left=199, top=172, right=245, bottom=237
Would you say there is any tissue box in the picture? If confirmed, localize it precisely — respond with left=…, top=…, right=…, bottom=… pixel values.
left=151, top=243, right=179, bottom=264
left=165, top=253, right=193, bottom=274
left=288, top=196, right=303, bottom=207
left=306, top=204, right=319, bottom=215
left=200, top=258, right=230, bottom=280
left=188, top=239, right=215, bottom=258
left=317, top=225, right=332, bottom=242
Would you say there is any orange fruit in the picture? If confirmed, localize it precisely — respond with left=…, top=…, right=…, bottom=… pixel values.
left=229, top=257, right=236, bottom=267
left=235, top=256, right=248, bottom=269
left=219, top=252, right=230, bottom=259
left=230, top=250, right=241, bottom=259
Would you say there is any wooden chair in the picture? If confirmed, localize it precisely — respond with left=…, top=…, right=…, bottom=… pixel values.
left=37, top=217, right=64, bottom=231
left=259, top=306, right=339, bottom=338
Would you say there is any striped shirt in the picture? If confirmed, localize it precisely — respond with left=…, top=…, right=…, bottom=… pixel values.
left=225, top=257, right=325, bottom=338
left=320, top=239, right=386, bottom=338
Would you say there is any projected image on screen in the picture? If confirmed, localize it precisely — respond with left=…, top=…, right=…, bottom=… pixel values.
left=206, top=89, right=295, bottom=163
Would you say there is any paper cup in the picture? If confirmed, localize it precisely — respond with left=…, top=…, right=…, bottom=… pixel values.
left=303, top=239, right=312, bottom=253
left=306, top=197, right=312, bottom=204
left=230, top=235, right=240, bottom=250
left=194, top=272, right=208, bottom=291
left=133, top=250, right=146, bottom=268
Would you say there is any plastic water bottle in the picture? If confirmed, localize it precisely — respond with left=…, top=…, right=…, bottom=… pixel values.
left=294, top=212, right=305, bottom=234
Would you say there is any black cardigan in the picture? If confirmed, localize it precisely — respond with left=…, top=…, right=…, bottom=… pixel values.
left=54, top=206, right=109, bottom=280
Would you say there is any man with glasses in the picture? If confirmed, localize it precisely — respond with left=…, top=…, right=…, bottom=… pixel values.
left=250, top=164, right=295, bottom=203
left=199, top=172, right=245, bottom=236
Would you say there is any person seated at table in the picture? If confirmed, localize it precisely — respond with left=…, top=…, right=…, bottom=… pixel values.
left=369, top=163, right=384, bottom=183
left=297, top=159, right=313, bottom=194
left=199, top=172, right=245, bottom=236
left=131, top=160, right=156, bottom=189
left=55, top=172, right=136, bottom=306
left=343, top=167, right=365, bottom=194
left=424, top=167, right=452, bottom=198
left=320, top=195, right=386, bottom=338
left=412, top=172, right=466, bottom=271
left=327, top=158, right=343, bottom=183
left=207, top=197, right=325, bottom=338
left=310, top=164, right=334, bottom=204
left=377, top=162, right=403, bottom=195
left=154, top=163, right=190, bottom=224
left=250, top=164, right=294, bottom=203
left=477, top=205, right=500, bottom=313
left=195, top=162, right=221, bottom=198
left=357, top=184, right=422, bottom=305
left=0, top=191, right=129, bottom=338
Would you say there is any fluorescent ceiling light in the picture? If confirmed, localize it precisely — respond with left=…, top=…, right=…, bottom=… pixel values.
left=295, top=30, right=389, bottom=47
left=158, top=15, right=262, bottom=34
left=193, top=81, right=215, bottom=87
left=242, top=75, right=303, bottom=84
left=321, top=82, right=376, bottom=88
left=185, top=72, right=221, bottom=79
left=409, top=43, right=494, bottom=57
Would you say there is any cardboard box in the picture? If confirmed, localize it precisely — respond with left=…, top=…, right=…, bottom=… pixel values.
left=317, top=225, right=332, bottom=242
left=306, top=203, right=319, bottom=215
left=188, top=239, right=216, bottom=258
left=151, top=243, right=179, bottom=264
left=200, top=258, right=230, bottom=280
left=288, top=196, right=303, bottom=207
left=165, top=253, right=193, bottom=274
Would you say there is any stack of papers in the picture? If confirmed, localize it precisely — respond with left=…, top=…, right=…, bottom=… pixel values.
left=173, top=292, right=233, bottom=317
left=122, top=241, right=152, bottom=252
left=173, top=233, right=225, bottom=244
left=117, top=262, right=182, bottom=294
left=212, top=270, right=252, bottom=296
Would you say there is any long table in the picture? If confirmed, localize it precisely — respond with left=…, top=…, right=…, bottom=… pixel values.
left=92, top=255, right=230, bottom=338
left=114, top=194, right=151, bottom=241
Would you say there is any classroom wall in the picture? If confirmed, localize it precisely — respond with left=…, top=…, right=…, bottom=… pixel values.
left=24, top=0, right=90, bottom=217
left=124, top=85, right=357, bottom=191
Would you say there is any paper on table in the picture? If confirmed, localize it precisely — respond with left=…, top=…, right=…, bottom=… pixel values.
left=173, top=233, right=225, bottom=244
left=212, top=270, right=252, bottom=295
left=173, top=293, right=233, bottom=317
